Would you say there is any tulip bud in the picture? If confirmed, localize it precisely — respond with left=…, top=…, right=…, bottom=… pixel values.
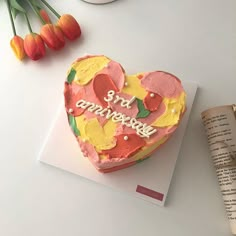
left=10, top=35, right=25, bottom=60
left=57, top=14, right=81, bottom=41
left=40, top=24, right=65, bottom=50
left=39, top=9, right=51, bottom=24
left=24, top=33, right=46, bottom=61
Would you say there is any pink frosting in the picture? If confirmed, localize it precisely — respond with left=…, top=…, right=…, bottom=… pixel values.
left=108, top=93, right=138, bottom=118
left=83, top=80, right=100, bottom=104
left=146, top=126, right=177, bottom=145
left=84, top=110, right=108, bottom=126
left=94, top=134, right=170, bottom=170
left=81, top=80, right=108, bottom=124
left=115, top=122, right=177, bottom=146
left=115, top=124, right=136, bottom=136
left=78, top=139, right=100, bottom=162
left=93, top=126, right=178, bottom=171
left=65, top=55, right=186, bottom=173
left=138, top=101, right=166, bottom=125
left=64, top=82, right=86, bottom=116
left=99, top=60, right=125, bottom=90
left=77, top=58, right=125, bottom=123
left=141, top=71, right=183, bottom=98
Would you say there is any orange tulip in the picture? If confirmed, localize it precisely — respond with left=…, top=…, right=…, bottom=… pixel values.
left=39, top=9, right=51, bottom=23
left=10, top=35, right=25, bottom=60
left=57, top=14, right=81, bottom=41
left=24, top=33, right=46, bottom=61
left=40, top=24, right=65, bottom=50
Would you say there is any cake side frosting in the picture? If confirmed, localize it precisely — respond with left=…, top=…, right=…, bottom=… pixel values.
left=64, top=55, right=186, bottom=173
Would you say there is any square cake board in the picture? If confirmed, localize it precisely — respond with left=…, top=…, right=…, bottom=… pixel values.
left=38, top=81, right=197, bottom=206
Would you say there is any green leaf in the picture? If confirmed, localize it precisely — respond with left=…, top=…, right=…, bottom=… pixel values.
left=10, top=0, right=26, bottom=14
left=67, top=68, right=76, bottom=84
left=30, top=0, right=43, bottom=9
left=11, top=7, right=19, bottom=18
left=136, top=98, right=150, bottom=119
left=68, top=114, right=80, bottom=136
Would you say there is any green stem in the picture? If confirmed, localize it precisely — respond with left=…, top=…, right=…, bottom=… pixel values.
left=25, top=14, right=33, bottom=33
left=40, top=0, right=61, bottom=18
left=26, top=0, right=45, bottom=24
left=6, top=0, right=16, bottom=35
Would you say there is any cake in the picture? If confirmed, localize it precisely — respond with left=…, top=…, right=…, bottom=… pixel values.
left=64, top=55, right=186, bottom=173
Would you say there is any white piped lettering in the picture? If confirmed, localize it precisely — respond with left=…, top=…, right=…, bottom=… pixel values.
left=104, top=90, right=115, bottom=102
left=75, top=90, right=157, bottom=138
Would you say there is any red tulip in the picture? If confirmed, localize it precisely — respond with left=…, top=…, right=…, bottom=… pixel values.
left=57, top=14, right=81, bottom=41
left=39, top=9, right=51, bottom=24
left=40, top=24, right=65, bottom=50
left=24, top=33, right=46, bottom=61
left=10, top=35, right=25, bottom=60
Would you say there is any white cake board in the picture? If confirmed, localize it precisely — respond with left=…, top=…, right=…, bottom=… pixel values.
left=39, top=81, right=197, bottom=206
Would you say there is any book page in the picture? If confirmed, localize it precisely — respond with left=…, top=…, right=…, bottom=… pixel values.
left=202, top=105, right=236, bottom=234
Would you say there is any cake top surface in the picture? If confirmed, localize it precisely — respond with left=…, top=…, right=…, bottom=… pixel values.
left=64, top=55, right=186, bottom=169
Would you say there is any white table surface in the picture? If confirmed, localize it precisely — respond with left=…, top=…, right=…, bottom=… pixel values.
left=0, top=0, right=235, bottom=235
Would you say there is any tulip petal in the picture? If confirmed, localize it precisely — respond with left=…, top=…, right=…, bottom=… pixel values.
left=40, top=24, right=65, bottom=50
left=24, top=33, right=46, bottom=61
left=39, top=9, right=51, bottom=23
left=10, top=35, right=25, bottom=60
left=57, top=14, right=81, bottom=41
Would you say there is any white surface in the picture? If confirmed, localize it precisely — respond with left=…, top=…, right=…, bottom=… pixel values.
left=39, top=82, right=197, bottom=206
left=0, top=0, right=235, bottom=235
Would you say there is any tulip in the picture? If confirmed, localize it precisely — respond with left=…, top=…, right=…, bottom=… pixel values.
left=57, top=14, right=81, bottom=41
left=24, top=33, right=46, bottom=61
left=39, top=9, right=51, bottom=23
left=40, top=24, right=65, bottom=50
left=10, top=35, right=25, bottom=60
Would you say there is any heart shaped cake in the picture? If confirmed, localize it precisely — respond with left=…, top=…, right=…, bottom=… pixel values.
left=64, top=55, right=186, bottom=173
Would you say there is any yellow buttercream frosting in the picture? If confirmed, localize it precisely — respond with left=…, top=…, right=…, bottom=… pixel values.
left=134, top=136, right=168, bottom=161
left=72, top=56, right=110, bottom=85
left=75, top=115, right=117, bottom=151
left=122, top=74, right=147, bottom=100
left=152, top=92, right=186, bottom=127
left=74, top=115, right=87, bottom=139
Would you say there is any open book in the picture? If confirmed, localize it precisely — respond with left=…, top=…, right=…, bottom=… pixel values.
left=201, top=105, right=236, bottom=235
